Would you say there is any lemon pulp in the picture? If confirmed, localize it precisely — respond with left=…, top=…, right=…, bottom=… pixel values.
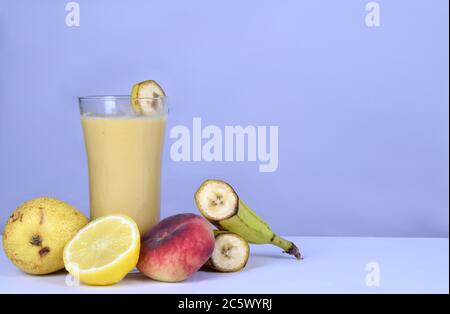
left=63, top=215, right=140, bottom=286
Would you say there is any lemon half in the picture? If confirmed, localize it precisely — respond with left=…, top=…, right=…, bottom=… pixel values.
left=63, top=215, right=140, bottom=286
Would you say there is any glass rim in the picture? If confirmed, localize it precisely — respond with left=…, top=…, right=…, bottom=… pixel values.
left=79, top=95, right=168, bottom=101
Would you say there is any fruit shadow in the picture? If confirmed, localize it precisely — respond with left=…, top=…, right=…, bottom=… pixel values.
left=242, top=252, right=304, bottom=271
left=251, top=252, right=303, bottom=260
left=1, top=267, right=68, bottom=278
left=124, top=269, right=217, bottom=284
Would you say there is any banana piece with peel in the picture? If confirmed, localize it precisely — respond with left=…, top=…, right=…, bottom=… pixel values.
left=131, top=80, right=166, bottom=115
left=205, top=230, right=250, bottom=272
left=195, top=180, right=302, bottom=259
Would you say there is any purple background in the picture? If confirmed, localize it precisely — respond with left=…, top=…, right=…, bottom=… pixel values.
left=0, top=0, right=448, bottom=237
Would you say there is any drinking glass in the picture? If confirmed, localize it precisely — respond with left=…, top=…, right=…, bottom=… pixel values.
left=79, top=95, right=168, bottom=234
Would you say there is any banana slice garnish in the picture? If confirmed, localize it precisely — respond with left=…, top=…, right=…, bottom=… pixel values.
left=131, top=80, right=166, bottom=115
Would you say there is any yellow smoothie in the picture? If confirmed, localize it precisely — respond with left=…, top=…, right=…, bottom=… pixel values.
left=81, top=114, right=166, bottom=234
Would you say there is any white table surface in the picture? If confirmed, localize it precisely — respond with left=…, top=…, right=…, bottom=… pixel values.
left=1, top=236, right=448, bottom=294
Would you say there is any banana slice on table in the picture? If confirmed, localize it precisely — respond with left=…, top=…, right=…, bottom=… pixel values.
left=195, top=179, right=302, bottom=260
left=131, top=80, right=166, bottom=115
left=205, top=231, right=250, bottom=272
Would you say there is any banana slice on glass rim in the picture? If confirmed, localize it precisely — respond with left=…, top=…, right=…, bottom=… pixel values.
left=131, top=80, right=166, bottom=115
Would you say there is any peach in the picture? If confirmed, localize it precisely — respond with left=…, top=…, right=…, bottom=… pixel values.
left=137, top=213, right=215, bottom=282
